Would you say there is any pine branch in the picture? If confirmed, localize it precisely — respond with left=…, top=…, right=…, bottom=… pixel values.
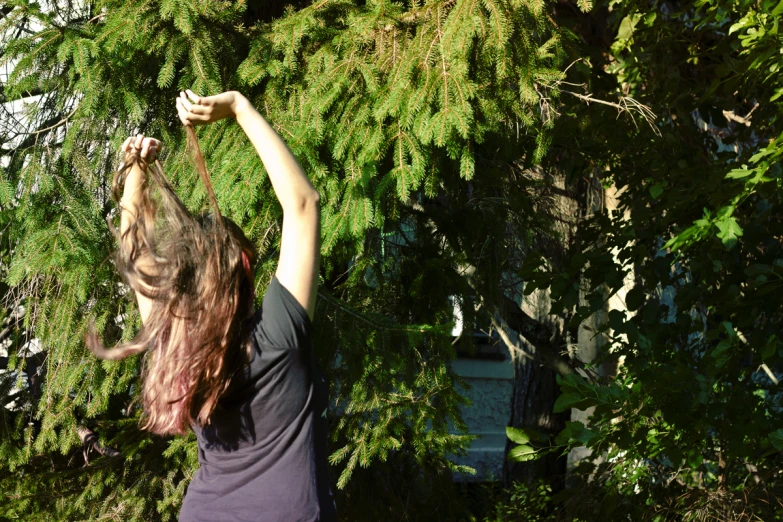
left=317, top=289, right=440, bottom=334
left=0, top=84, right=46, bottom=102
left=395, top=0, right=458, bottom=28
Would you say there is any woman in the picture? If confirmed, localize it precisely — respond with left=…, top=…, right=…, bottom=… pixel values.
left=89, top=90, right=336, bottom=521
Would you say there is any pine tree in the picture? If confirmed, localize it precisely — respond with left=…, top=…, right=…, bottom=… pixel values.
left=0, top=0, right=585, bottom=518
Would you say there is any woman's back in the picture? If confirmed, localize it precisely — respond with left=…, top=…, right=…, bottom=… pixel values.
left=180, top=278, right=336, bottom=521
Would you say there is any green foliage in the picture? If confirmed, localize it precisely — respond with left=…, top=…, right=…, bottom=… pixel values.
left=233, top=0, right=567, bottom=250
left=0, top=0, right=567, bottom=518
left=316, top=292, right=475, bottom=489
left=506, top=426, right=545, bottom=463
left=508, top=0, right=783, bottom=516
left=484, top=480, right=560, bottom=522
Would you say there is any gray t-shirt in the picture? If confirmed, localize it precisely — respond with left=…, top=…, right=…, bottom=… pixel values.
left=179, top=277, right=336, bottom=521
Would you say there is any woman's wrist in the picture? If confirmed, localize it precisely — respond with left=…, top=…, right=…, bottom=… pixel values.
left=231, top=92, right=251, bottom=118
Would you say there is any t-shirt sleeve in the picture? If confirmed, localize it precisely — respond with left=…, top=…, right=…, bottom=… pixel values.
left=252, top=276, right=312, bottom=350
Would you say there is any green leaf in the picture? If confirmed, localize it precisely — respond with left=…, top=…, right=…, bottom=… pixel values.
left=574, top=427, right=597, bottom=446
left=608, top=309, right=626, bottom=332
left=729, top=14, right=755, bottom=35
left=617, top=14, right=641, bottom=41
left=762, top=336, right=777, bottom=360
left=563, top=420, right=585, bottom=437
left=508, top=444, right=538, bottom=462
left=714, top=215, right=743, bottom=248
left=725, top=168, right=754, bottom=179
left=553, top=392, right=588, bottom=413
left=506, top=427, right=530, bottom=445
left=711, top=339, right=732, bottom=358
left=688, top=452, right=704, bottom=468
left=625, top=287, right=645, bottom=311
left=722, top=321, right=736, bottom=340
left=711, top=339, right=732, bottom=367
left=770, top=429, right=783, bottom=451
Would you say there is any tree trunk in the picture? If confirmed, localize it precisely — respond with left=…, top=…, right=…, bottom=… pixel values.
left=503, top=356, right=568, bottom=488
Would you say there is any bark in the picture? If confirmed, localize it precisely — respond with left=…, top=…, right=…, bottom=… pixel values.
left=497, top=295, right=576, bottom=377
left=503, top=357, right=568, bottom=488
left=500, top=170, right=589, bottom=488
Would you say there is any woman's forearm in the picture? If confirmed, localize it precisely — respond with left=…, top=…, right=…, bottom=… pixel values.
left=120, top=163, right=147, bottom=238
left=232, top=95, right=320, bottom=213
left=117, top=160, right=156, bottom=323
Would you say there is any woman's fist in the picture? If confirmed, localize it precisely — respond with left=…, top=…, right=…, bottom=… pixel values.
left=122, top=135, right=162, bottom=162
left=175, top=90, right=243, bottom=126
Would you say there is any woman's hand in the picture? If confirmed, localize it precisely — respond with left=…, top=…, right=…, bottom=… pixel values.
left=122, top=134, right=162, bottom=163
left=176, top=90, right=245, bottom=126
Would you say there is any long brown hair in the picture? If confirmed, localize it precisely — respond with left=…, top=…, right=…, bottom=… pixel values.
left=87, top=127, right=258, bottom=435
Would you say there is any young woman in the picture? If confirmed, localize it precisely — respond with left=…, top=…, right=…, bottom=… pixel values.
left=89, top=90, right=336, bottom=521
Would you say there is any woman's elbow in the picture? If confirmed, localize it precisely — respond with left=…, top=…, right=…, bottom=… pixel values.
left=296, top=190, right=320, bottom=214
left=308, top=189, right=320, bottom=206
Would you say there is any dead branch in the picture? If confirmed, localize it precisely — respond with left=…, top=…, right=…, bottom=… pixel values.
left=558, top=90, right=661, bottom=136
left=77, top=426, right=121, bottom=466
left=537, top=58, right=661, bottom=136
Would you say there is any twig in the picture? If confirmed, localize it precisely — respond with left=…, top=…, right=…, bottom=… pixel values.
left=85, top=13, right=107, bottom=24
left=558, top=90, right=661, bottom=136
left=19, top=106, right=79, bottom=137
left=310, top=0, right=333, bottom=10
left=759, top=363, right=779, bottom=385
left=560, top=59, right=583, bottom=77
left=534, top=85, right=560, bottom=126
left=535, top=58, right=661, bottom=136
left=317, top=290, right=433, bottom=334
left=723, top=102, right=759, bottom=127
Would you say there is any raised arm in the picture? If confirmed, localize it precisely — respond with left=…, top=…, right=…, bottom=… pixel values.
left=176, top=90, right=320, bottom=320
left=118, top=135, right=161, bottom=324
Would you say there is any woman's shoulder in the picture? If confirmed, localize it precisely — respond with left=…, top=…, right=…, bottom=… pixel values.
left=251, top=276, right=313, bottom=351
